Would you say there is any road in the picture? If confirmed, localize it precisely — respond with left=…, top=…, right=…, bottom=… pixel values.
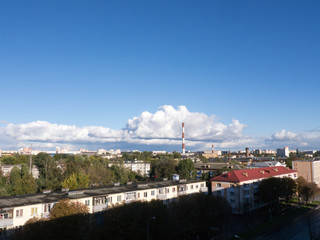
left=255, top=206, right=320, bottom=240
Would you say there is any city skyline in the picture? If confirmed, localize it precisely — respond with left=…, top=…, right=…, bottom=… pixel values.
left=1, top=1, right=319, bottom=151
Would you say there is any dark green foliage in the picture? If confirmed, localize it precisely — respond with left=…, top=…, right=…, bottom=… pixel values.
left=1, top=156, right=18, bottom=165
left=258, top=177, right=297, bottom=204
left=121, top=151, right=153, bottom=161
left=7, top=165, right=37, bottom=195
left=296, top=176, right=320, bottom=204
left=177, top=159, right=196, bottom=180
left=111, top=165, right=137, bottom=184
left=151, top=159, right=177, bottom=179
left=34, top=153, right=62, bottom=190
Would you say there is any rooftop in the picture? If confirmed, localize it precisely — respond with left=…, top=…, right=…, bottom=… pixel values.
left=210, top=166, right=296, bottom=183
left=0, top=180, right=203, bottom=209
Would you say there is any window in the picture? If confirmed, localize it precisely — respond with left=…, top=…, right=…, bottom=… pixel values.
left=217, top=191, right=221, bottom=196
left=230, top=192, right=235, bottom=197
left=172, top=187, right=176, bottom=192
left=201, top=183, right=204, bottom=188
left=85, top=200, right=90, bottom=206
left=117, top=196, right=122, bottom=202
left=230, top=199, right=235, bottom=204
left=159, top=189, right=164, bottom=194
left=138, top=193, right=140, bottom=198
left=151, top=190, right=155, bottom=196
left=144, top=192, right=148, bottom=198
left=191, top=185, right=194, bottom=189
left=31, top=207, right=38, bottom=216
left=217, top=183, right=221, bottom=187
left=107, top=197, right=112, bottom=203
left=196, top=184, right=199, bottom=188
left=16, top=210, right=23, bottom=217
left=165, top=188, right=169, bottom=193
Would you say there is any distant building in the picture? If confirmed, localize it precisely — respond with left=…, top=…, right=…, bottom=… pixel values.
left=211, top=166, right=297, bottom=214
left=292, top=159, right=320, bottom=187
left=109, top=160, right=151, bottom=176
left=0, top=165, right=39, bottom=179
left=277, top=147, right=290, bottom=158
left=56, top=147, right=69, bottom=154
left=202, top=150, right=221, bottom=158
left=254, top=149, right=262, bottom=155
left=246, top=161, right=286, bottom=169
left=152, top=151, right=167, bottom=155
left=18, top=147, right=40, bottom=155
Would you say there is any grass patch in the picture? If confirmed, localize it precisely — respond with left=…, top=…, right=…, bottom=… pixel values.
left=237, top=207, right=309, bottom=239
left=288, top=198, right=298, bottom=204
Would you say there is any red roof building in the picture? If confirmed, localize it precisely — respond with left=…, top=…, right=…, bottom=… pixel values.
left=210, top=166, right=297, bottom=214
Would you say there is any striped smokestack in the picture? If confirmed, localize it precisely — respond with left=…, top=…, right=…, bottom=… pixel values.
left=182, top=122, right=185, bottom=154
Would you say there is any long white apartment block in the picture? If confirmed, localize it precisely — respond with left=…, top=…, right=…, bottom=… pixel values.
left=0, top=180, right=207, bottom=232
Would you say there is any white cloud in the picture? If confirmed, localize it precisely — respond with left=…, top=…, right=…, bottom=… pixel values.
left=266, top=129, right=320, bottom=150
left=0, top=105, right=249, bottom=151
left=270, top=130, right=298, bottom=141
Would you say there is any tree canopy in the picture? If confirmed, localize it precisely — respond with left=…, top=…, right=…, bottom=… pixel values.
left=50, top=199, right=89, bottom=220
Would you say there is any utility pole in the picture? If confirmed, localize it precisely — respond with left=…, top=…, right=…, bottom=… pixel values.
left=29, top=144, right=32, bottom=174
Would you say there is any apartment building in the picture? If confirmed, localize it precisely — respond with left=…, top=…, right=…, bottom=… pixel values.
left=0, top=180, right=207, bottom=232
left=211, top=166, right=297, bottom=214
left=277, top=147, right=290, bottom=158
left=109, top=160, right=151, bottom=176
left=292, top=159, right=320, bottom=187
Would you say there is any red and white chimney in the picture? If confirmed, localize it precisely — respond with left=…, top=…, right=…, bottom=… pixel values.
left=182, top=122, right=185, bottom=154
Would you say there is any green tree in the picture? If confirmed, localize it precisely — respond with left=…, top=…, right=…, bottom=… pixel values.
left=258, top=177, right=283, bottom=205
left=280, top=177, right=297, bottom=202
left=177, top=159, right=196, bottom=180
left=50, top=199, right=89, bottom=220
left=62, top=172, right=89, bottom=190
left=8, top=165, right=37, bottom=195
left=34, top=153, right=62, bottom=190
left=173, top=152, right=182, bottom=159
left=299, top=182, right=320, bottom=204
left=151, top=159, right=177, bottom=179
left=111, top=165, right=131, bottom=184
left=1, top=156, right=18, bottom=165
left=88, top=165, right=114, bottom=186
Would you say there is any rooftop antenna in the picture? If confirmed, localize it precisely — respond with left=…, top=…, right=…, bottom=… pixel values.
left=29, top=143, right=32, bottom=174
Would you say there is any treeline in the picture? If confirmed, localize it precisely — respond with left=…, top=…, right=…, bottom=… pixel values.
left=15, top=193, right=231, bottom=240
left=0, top=152, right=197, bottom=197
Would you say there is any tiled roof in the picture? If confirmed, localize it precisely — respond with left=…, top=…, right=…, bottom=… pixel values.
left=210, top=166, right=297, bottom=183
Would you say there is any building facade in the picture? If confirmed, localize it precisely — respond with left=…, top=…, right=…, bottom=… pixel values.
left=293, top=159, right=320, bottom=187
left=0, top=180, right=207, bottom=233
left=211, top=166, right=297, bottom=214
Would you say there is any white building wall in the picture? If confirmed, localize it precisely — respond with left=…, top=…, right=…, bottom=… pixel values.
left=13, top=203, right=43, bottom=228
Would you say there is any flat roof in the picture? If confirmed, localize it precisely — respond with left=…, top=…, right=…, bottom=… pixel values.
left=0, top=180, right=204, bottom=209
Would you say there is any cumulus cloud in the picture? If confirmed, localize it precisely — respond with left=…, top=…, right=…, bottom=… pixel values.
left=0, top=105, right=250, bottom=151
left=270, top=130, right=298, bottom=141
left=266, top=129, right=320, bottom=149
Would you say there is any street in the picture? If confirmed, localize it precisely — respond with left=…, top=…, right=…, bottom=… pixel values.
left=255, top=206, right=320, bottom=240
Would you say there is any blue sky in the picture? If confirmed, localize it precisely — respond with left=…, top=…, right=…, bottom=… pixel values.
left=0, top=1, right=320, bottom=151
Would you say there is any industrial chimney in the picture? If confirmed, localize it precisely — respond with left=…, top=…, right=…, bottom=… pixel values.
left=182, top=122, right=185, bottom=154
left=245, top=147, right=249, bottom=158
